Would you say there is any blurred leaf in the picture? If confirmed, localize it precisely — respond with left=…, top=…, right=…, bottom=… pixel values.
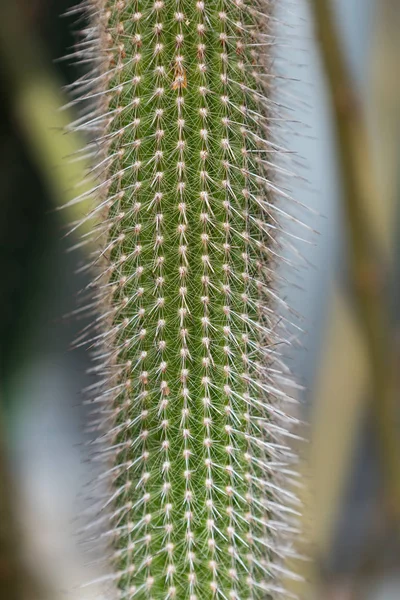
left=0, top=3, right=96, bottom=244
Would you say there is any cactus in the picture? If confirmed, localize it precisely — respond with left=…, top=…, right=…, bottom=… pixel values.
left=70, top=0, right=301, bottom=598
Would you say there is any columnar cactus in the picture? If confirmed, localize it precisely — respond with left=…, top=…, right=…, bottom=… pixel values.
left=72, top=0, right=301, bottom=598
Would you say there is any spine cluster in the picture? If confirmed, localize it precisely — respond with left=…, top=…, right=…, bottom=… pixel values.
left=70, top=1, right=302, bottom=598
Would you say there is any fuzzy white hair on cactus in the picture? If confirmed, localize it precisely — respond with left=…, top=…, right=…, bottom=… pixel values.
left=67, top=0, right=305, bottom=598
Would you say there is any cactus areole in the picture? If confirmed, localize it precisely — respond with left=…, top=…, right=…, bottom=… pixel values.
left=73, top=1, right=301, bottom=598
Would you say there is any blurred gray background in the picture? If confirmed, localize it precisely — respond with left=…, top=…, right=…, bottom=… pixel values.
left=1, top=0, right=399, bottom=599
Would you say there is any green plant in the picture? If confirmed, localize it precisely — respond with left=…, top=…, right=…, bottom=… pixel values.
left=72, top=0, right=301, bottom=598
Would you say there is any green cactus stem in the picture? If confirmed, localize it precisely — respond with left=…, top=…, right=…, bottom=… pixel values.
left=69, top=0, right=302, bottom=598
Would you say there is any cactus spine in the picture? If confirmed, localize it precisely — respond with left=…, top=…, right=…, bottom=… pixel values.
left=72, top=0, right=301, bottom=598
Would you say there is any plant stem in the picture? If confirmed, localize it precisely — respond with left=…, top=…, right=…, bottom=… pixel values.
left=71, top=2, right=302, bottom=597
left=309, top=0, right=400, bottom=523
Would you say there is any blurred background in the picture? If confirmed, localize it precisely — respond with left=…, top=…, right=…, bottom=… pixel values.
left=0, top=0, right=399, bottom=599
